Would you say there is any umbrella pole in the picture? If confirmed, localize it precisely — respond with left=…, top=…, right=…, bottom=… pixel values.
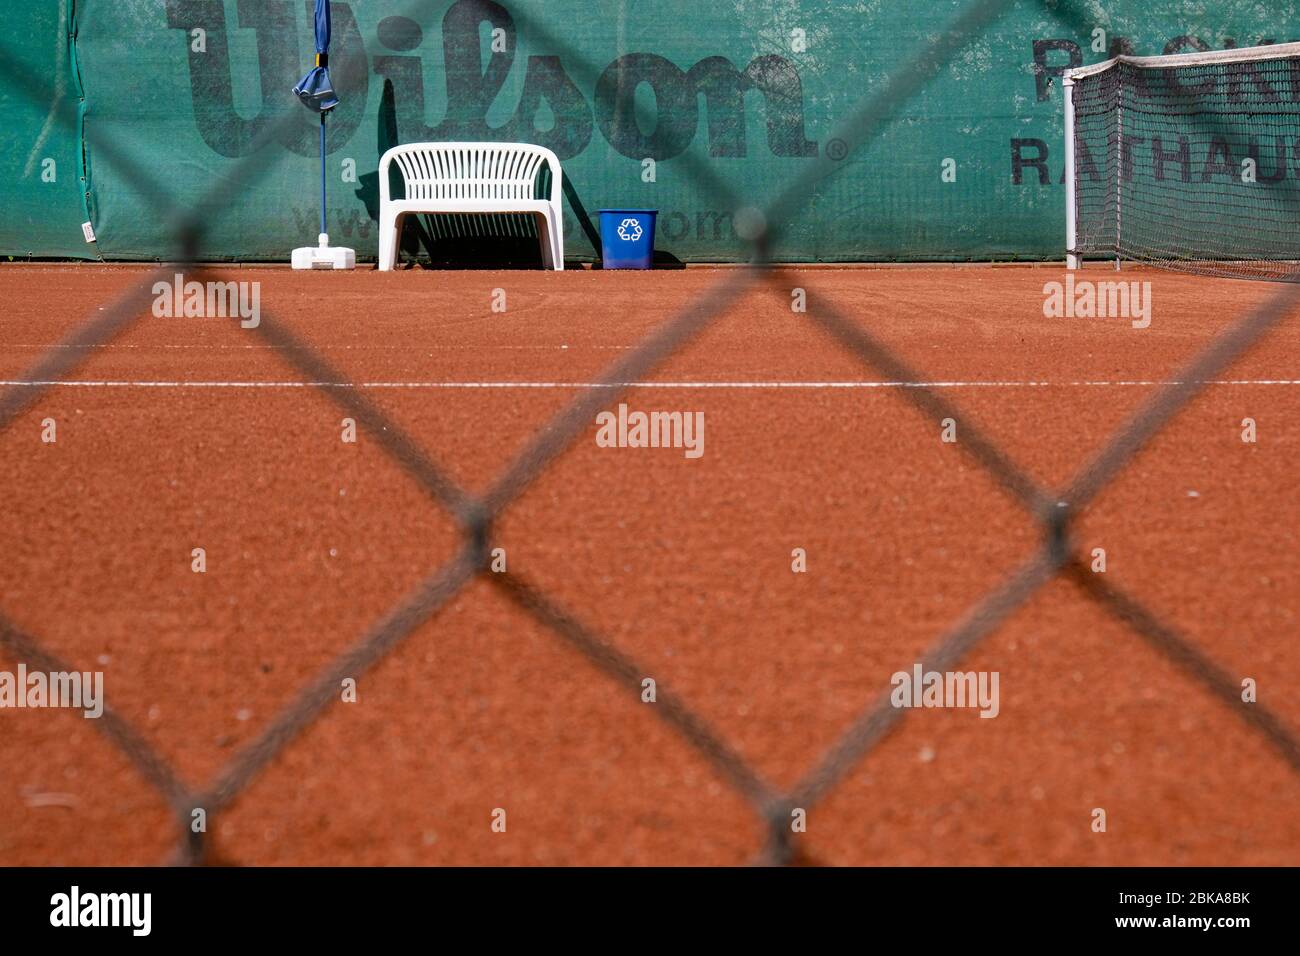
left=319, top=111, right=327, bottom=239
left=291, top=14, right=353, bottom=271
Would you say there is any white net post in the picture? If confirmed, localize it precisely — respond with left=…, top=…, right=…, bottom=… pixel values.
left=1064, top=75, right=1078, bottom=270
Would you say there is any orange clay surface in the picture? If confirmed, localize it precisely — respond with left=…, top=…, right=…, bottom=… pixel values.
left=0, top=263, right=1297, bottom=866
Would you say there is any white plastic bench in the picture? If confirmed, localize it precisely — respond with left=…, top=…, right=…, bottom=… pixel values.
left=378, top=142, right=564, bottom=271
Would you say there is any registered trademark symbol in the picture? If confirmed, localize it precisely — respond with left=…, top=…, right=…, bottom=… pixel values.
left=826, top=139, right=848, bottom=161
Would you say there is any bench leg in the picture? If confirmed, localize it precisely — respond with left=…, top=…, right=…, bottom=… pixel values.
left=550, top=212, right=564, bottom=271
left=539, top=211, right=563, bottom=271
left=535, top=214, right=554, bottom=270
left=378, top=210, right=400, bottom=271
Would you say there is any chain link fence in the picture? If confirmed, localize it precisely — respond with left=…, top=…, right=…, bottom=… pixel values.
left=1, top=0, right=1298, bottom=866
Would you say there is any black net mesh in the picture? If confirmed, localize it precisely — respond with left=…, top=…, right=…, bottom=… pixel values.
left=1071, top=52, right=1300, bottom=280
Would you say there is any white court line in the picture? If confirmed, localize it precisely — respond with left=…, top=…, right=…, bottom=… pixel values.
left=0, top=343, right=633, bottom=351
left=2, top=379, right=1299, bottom=389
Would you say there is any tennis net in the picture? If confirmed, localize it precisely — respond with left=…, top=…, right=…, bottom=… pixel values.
left=1066, top=42, right=1300, bottom=280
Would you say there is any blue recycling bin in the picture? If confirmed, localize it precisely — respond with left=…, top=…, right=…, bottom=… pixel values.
left=599, top=209, right=657, bottom=269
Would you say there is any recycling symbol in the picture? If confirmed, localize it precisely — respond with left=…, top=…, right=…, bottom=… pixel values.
left=616, top=218, right=643, bottom=242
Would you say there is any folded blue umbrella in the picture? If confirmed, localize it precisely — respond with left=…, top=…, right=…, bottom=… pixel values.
left=293, top=0, right=338, bottom=242
left=292, top=0, right=339, bottom=112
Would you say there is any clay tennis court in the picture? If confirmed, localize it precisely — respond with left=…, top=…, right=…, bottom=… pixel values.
left=1, top=263, right=1297, bottom=866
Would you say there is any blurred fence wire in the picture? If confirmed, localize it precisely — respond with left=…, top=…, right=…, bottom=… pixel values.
left=1, top=0, right=1298, bottom=866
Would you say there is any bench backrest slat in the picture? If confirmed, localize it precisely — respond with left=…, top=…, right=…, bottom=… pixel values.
left=380, top=142, right=561, bottom=207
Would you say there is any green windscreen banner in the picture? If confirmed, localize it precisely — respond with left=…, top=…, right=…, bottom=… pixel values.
left=0, top=1, right=91, bottom=258
left=3, top=1, right=1300, bottom=262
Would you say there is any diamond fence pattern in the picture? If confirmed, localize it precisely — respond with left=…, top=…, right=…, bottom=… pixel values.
left=1, top=0, right=1298, bottom=866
